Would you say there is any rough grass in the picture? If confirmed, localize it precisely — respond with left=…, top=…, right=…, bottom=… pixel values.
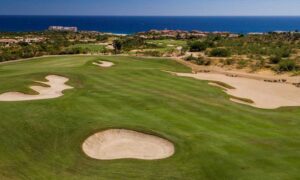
left=146, top=39, right=187, bottom=47
left=0, top=55, right=299, bottom=179
left=145, top=40, right=187, bottom=54
left=68, top=44, right=107, bottom=53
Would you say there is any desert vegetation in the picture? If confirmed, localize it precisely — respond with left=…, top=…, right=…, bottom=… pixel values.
left=0, top=31, right=117, bottom=61
left=1, top=30, right=300, bottom=74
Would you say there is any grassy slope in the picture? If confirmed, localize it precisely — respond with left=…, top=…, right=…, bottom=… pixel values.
left=146, top=39, right=187, bottom=46
left=68, top=44, right=107, bottom=53
left=145, top=40, right=187, bottom=53
left=0, top=55, right=299, bottom=180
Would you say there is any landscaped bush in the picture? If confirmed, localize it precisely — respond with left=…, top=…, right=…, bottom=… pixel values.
left=209, top=48, right=231, bottom=57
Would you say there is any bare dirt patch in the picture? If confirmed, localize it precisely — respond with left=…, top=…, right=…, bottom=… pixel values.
left=82, top=129, right=175, bottom=160
left=0, top=75, right=73, bottom=101
left=175, top=72, right=300, bottom=109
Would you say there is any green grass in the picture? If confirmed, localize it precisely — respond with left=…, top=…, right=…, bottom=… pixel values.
left=146, top=39, right=187, bottom=47
left=68, top=44, right=107, bottom=53
left=0, top=55, right=299, bottom=179
left=145, top=39, right=187, bottom=53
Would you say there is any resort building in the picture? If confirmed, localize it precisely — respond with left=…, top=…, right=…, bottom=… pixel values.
left=0, top=39, right=18, bottom=46
left=48, top=26, right=78, bottom=32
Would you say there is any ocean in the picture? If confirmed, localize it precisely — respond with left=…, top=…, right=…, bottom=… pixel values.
left=0, top=16, right=300, bottom=34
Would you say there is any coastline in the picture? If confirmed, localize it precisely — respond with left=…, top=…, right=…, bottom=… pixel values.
left=1, top=16, right=300, bottom=33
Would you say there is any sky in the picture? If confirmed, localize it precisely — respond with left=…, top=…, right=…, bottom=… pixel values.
left=0, top=0, right=300, bottom=16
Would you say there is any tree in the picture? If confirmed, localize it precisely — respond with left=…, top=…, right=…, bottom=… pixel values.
left=113, top=39, right=122, bottom=54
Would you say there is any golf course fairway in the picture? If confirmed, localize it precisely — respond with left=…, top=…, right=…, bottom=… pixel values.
left=0, top=55, right=299, bottom=179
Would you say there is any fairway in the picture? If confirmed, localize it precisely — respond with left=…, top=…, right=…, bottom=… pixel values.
left=0, top=55, right=299, bottom=179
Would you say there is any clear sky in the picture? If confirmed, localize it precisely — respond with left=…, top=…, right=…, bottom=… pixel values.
left=0, top=0, right=300, bottom=16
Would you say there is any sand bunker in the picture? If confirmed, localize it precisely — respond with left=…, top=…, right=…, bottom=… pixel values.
left=0, top=75, right=73, bottom=101
left=82, top=129, right=175, bottom=160
left=176, top=72, right=300, bottom=109
left=93, top=61, right=114, bottom=68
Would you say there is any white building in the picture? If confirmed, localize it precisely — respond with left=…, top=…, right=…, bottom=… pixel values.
left=48, top=26, right=78, bottom=32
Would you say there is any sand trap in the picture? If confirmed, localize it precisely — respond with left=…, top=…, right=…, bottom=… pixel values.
left=82, top=129, right=175, bottom=160
left=93, top=61, right=114, bottom=68
left=176, top=72, right=300, bottom=109
left=0, top=75, right=73, bottom=101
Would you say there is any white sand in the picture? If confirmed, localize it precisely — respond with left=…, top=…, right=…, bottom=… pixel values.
left=82, top=129, right=175, bottom=160
left=0, top=75, right=73, bottom=101
left=176, top=72, right=300, bottom=109
left=177, top=46, right=183, bottom=51
left=93, top=61, right=114, bottom=68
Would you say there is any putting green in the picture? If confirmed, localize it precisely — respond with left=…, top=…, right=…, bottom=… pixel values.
left=0, top=55, right=299, bottom=179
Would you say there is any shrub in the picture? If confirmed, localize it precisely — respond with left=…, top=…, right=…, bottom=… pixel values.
left=188, top=41, right=208, bottom=52
left=251, top=59, right=265, bottom=71
left=62, top=47, right=88, bottom=54
left=237, top=59, right=248, bottom=69
left=121, top=37, right=145, bottom=50
left=224, top=58, right=235, bottom=65
left=278, top=60, right=298, bottom=72
left=96, top=35, right=109, bottom=42
left=185, top=55, right=198, bottom=61
left=281, top=51, right=291, bottom=58
left=279, top=48, right=291, bottom=58
left=269, top=56, right=281, bottom=64
left=142, top=50, right=161, bottom=57
left=195, top=57, right=211, bottom=66
left=209, top=48, right=231, bottom=57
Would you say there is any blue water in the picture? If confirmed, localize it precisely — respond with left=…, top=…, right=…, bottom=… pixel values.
left=0, top=16, right=300, bottom=34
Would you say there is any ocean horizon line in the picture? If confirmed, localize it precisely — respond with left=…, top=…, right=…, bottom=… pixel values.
left=1, top=16, right=299, bottom=34
left=1, top=15, right=300, bottom=17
